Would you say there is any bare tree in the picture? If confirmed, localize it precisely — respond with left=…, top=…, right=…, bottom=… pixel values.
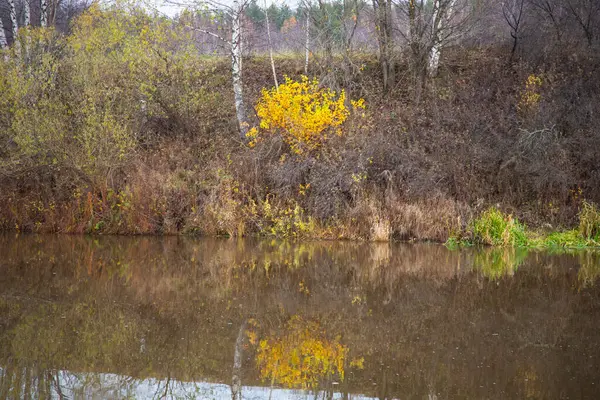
left=316, top=0, right=334, bottom=70
left=372, top=0, right=394, bottom=91
left=428, top=0, right=459, bottom=76
left=400, top=0, right=474, bottom=78
left=530, top=0, right=563, bottom=42
left=502, top=0, right=526, bottom=61
left=340, top=0, right=364, bottom=101
left=565, top=0, right=600, bottom=46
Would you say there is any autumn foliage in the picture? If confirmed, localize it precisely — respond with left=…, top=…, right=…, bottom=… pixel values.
left=247, top=76, right=363, bottom=155
left=255, top=316, right=349, bottom=389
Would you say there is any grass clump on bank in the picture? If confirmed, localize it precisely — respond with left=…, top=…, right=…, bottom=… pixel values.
left=471, top=207, right=528, bottom=247
left=579, top=201, right=600, bottom=242
left=447, top=202, right=600, bottom=249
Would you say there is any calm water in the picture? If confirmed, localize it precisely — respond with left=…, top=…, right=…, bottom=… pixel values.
left=1, top=235, right=600, bottom=399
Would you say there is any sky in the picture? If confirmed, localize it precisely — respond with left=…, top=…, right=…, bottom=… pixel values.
left=150, top=0, right=301, bottom=18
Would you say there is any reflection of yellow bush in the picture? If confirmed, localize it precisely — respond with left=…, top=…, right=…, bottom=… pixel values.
left=255, top=316, right=349, bottom=389
left=248, top=76, right=363, bottom=155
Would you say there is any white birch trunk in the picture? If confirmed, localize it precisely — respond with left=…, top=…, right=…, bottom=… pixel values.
left=427, top=0, right=443, bottom=76
left=41, top=0, right=48, bottom=27
left=231, top=0, right=247, bottom=139
left=24, top=0, right=31, bottom=26
left=428, top=44, right=441, bottom=76
left=428, top=0, right=456, bottom=77
left=8, top=0, right=18, bottom=41
left=304, top=6, right=310, bottom=75
left=264, top=0, right=278, bottom=90
left=0, top=17, right=8, bottom=49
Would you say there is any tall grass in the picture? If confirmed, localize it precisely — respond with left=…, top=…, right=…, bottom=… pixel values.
left=579, top=200, right=600, bottom=241
left=471, top=207, right=529, bottom=247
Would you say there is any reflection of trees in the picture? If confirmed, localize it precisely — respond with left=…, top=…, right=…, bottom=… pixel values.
left=0, top=236, right=600, bottom=398
left=0, top=362, right=58, bottom=398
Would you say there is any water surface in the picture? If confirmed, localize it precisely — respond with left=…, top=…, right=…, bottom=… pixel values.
left=1, top=235, right=600, bottom=399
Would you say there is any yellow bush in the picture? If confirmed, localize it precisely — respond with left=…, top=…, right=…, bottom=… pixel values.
left=248, top=76, right=363, bottom=155
left=518, top=74, right=542, bottom=114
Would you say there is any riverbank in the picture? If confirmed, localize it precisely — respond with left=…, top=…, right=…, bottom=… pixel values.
left=1, top=8, right=599, bottom=243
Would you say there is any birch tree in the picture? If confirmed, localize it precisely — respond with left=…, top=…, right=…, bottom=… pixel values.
left=0, top=17, right=7, bottom=48
left=303, top=0, right=311, bottom=74
left=24, top=0, right=31, bottom=26
left=428, top=0, right=458, bottom=76
left=231, top=0, right=247, bottom=138
left=41, top=0, right=48, bottom=27
left=264, top=0, right=278, bottom=90
left=401, top=0, right=473, bottom=78
left=8, top=0, right=18, bottom=41
left=169, top=0, right=251, bottom=139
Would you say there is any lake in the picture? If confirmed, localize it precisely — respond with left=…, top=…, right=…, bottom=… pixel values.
left=1, top=235, right=599, bottom=399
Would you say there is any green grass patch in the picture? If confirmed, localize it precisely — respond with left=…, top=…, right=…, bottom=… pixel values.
left=446, top=203, right=600, bottom=250
left=471, top=207, right=529, bottom=247
left=538, top=229, right=593, bottom=249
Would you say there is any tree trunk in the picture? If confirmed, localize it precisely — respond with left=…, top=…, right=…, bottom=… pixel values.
left=373, top=0, right=395, bottom=92
left=231, top=0, right=248, bottom=140
left=24, top=0, right=31, bottom=27
left=317, top=0, right=333, bottom=69
left=0, top=17, right=8, bottom=49
left=427, top=0, right=444, bottom=76
left=8, top=0, right=18, bottom=42
left=305, top=6, right=310, bottom=75
left=265, top=0, right=279, bottom=90
left=428, top=0, right=457, bottom=77
left=41, top=0, right=48, bottom=27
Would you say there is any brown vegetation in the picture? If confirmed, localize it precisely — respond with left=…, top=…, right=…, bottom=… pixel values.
left=0, top=3, right=599, bottom=240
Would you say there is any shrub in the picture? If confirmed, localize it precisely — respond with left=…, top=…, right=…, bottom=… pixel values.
left=245, top=197, right=315, bottom=238
left=471, top=207, right=528, bottom=247
left=247, top=76, right=363, bottom=155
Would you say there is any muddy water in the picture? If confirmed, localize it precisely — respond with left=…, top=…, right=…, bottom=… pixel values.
left=1, top=235, right=599, bottom=399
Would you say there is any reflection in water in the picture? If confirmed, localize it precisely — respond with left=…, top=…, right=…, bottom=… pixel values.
left=254, top=315, right=356, bottom=390
left=472, top=247, right=528, bottom=280
left=0, top=235, right=600, bottom=399
left=578, top=251, right=600, bottom=288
